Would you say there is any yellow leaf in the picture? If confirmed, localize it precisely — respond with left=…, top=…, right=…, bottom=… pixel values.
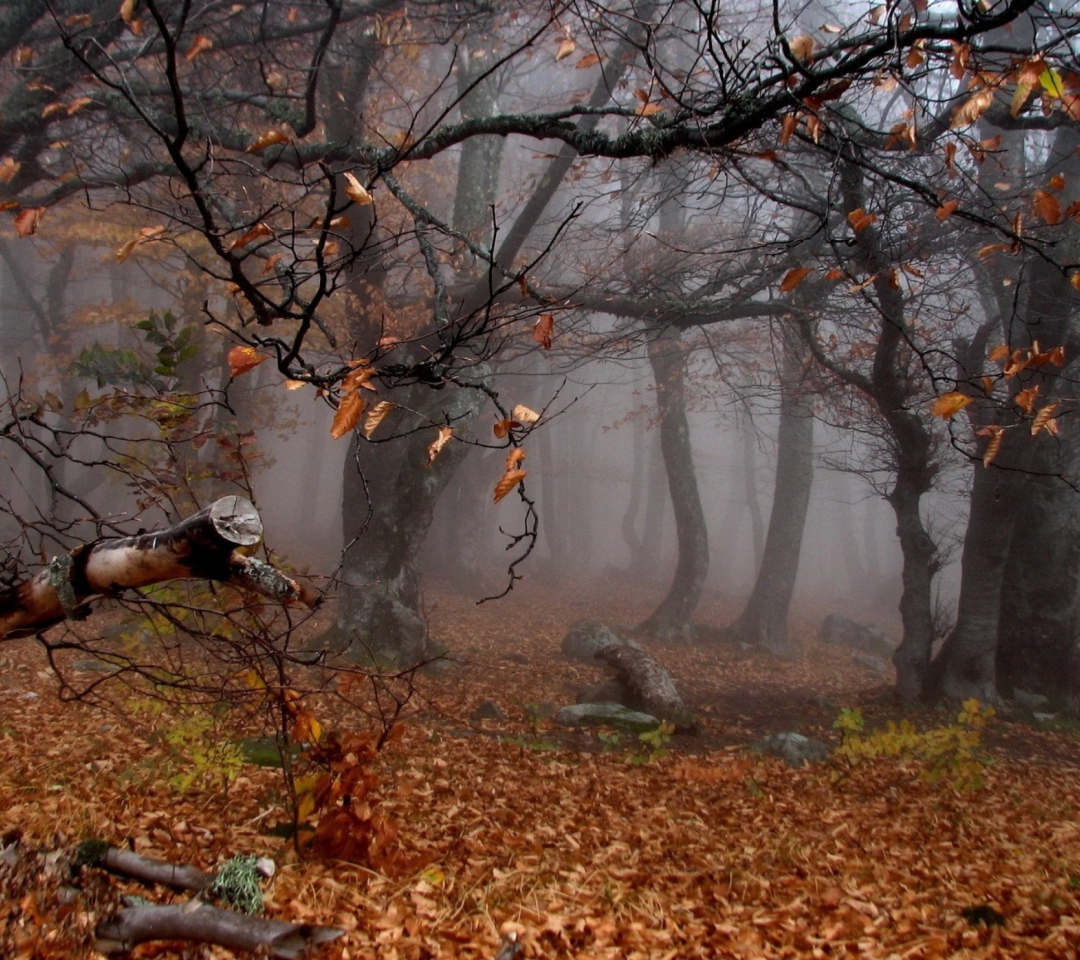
left=779, top=266, right=812, bottom=293
left=331, top=390, right=365, bottom=440
left=228, top=345, right=269, bottom=377
left=285, top=379, right=306, bottom=390
left=427, top=425, right=453, bottom=465
left=184, top=34, right=213, bottom=61
left=932, top=391, right=972, bottom=419
left=1040, top=67, right=1066, bottom=99
left=343, top=171, right=372, bottom=205
left=555, top=38, right=576, bottom=61
left=364, top=400, right=395, bottom=438
left=120, top=0, right=137, bottom=23
left=246, top=130, right=290, bottom=153
left=512, top=404, right=540, bottom=424
left=493, top=468, right=527, bottom=503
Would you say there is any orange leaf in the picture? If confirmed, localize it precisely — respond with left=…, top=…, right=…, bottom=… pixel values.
left=847, top=208, right=877, bottom=233
left=978, top=243, right=1012, bottom=259
left=576, top=52, right=601, bottom=69
left=184, top=34, right=213, bottom=60
left=13, top=207, right=44, bottom=237
left=1033, top=189, right=1062, bottom=225
left=1015, top=385, right=1039, bottom=414
left=505, top=447, right=525, bottom=471
left=0, top=157, right=21, bottom=185
left=229, top=222, right=272, bottom=250
left=1031, top=402, right=1061, bottom=436
left=936, top=200, right=959, bottom=220
left=228, top=345, right=269, bottom=377
left=988, top=343, right=1010, bottom=363
left=493, top=419, right=521, bottom=439
left=824, top=267, right=844, bottom=281
left=533, top=314, right=554, bottom=349
left=1049, top=173, right=1066, bottom=191
left=788, top=35, right=814, bottom=63
left=120, top=0, right=137, bottom=23
left=980, top=425, right=1004, bottom=467
left=246, top=129, right=290, bottom=153
left=493, top=468, right=527, bottom=503
left=932, top=391, right=972, bottom=419
left=343, top=171, right=372, bottom=205
left=427, top=426, right=452, bottom=465
left=285, top=379, right=306, bottom=390
left=779, top=113, right=798, bottom=146
left=363, top=400, right=395, bottom=438
left=331, top=390, right=365, bottom=440
left=66, top=97, right=92, bottom=115
left=779, top=266, right=812, bottom=293
left=951, top=86, right=995, bottom=129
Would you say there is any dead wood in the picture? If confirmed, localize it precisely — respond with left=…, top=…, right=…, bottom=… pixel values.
left=595, top=644, right=697, bottom=732
left=88, top=845, right=215, bottom=893
left=0, top=496, right=316, bottom=639
left=95, top=901, right=344, bottom=959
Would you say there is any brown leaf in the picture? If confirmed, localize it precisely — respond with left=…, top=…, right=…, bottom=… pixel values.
left=331, top=390, right=365, bottom=440
left=979, top=425, right=1004, bottom=467
left=1031, top=402, right=1061, bottom=436
left=788, top=35, right=814, bottom=63
left=493, top=468, right=527, bottom=503
left=427, top=426, right=453, bottom=465
left=1033, top=189, right=1062, bottom=225
left=555, top=38, right=576, bottom=61
left=988, top=343, right=1010, bottom=363
left=493, top=419, right=521, bottom=439
left=184, top=34, right=213, bottom=60
left=1015, top=385, right=1039, bottom=414
left=505, top=447, right=525, bottom=471
left=576, top=52, right=602, bottom=69
left=533, top=314, right=554, bottom=349
left=229, top=222, right=272, bottom=250
left=951, top=86, right=995, bottom=129
left=343, top=171, right=372, bottom=205
left=936, top=200, right=959, bottom=220
left=227, top=345, right=269, bottom=378
left=1049, top=173, right=1066, bottom=191
left=779, top=266, right=812, bottom=293
left=779, top=113, right=798, bottom=145
left=120, top=0, right=137, bottom=23
left=13, top=207, right=44, bottom=237
left=246, top=130, right=290, bottom=153
left=363, top=400, right=395, bottom=438
left=0, top=157, right=21, bottom=185
left=978, top=243, right=1013, bottom=259
left=66, top=97, right=92, bottom=115
left=824, top=268, right=844, bottom=281
left=931, top=391, right=972, bottom=419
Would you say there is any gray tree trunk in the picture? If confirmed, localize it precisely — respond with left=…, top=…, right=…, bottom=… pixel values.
left=731, top=340, right=813, bottom=657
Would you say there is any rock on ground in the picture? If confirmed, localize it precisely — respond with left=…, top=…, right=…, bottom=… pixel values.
left=561, top=621, right=641, bottom=665
left=753, top=732, right=830, bottom=768
left=819, top=614, right=895, bottom=661
left=553, top=702, right=660, bottom=735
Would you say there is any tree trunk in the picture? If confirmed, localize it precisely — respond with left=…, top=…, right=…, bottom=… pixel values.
left=637, top=328, right=709, bottom=641
left=731, top=341, right=813, bottom=657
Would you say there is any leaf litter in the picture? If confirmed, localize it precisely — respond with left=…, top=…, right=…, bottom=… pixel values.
left=0, top=580, right=1078, bottom=958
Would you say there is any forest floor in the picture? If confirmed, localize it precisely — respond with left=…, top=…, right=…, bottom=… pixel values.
left=1, top=579, right=1079, bottom=959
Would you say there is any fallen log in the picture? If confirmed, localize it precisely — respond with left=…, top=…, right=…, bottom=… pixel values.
left=0, top=496, right=316, bottom=639
left=79, top=842, right=215, bottom=893
left=95, top=901, right=344, bottom=959
left=595, top=643, right=697, bottom=732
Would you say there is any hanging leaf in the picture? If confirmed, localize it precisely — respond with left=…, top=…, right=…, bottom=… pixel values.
left=533, top=314, right=554, bottom=349
left=13, top=206, right=44, bottom=237
left=576, top=52, right=602, bottom=69
left=1033, top=189, right=1062, bottom=225
left=988, top=343, right=1011, bottom=363
left=779, top=266, right=812, bottom=293
left=787, top=35, right=814, bottom=63
left=847, top=208, right=877, bottom=233
left=511, top=404, right=540, bottom=424
left=246, top=130, right=290, bottom=153
left=505, top=447, right=525, bottom=471
left=555, top=38, right=576, bottom=61
left=330, top=390, right=365, bottom=440
left=950, top=86, right=994, bottom=129
left=932, top=391, right=972, bottom=419
left=120, top=0, right=137, bottom=22
left=363, top=400, right=395, bottom=438
left=343, top=171, right=373, bottom=205
left=342, top=363, right=374, bottom=393
left=285, top=379, right=306, bottom=390
left=426, top=426, right=453, bottom=465
left=978, top=243, right=1013, bottom=259
left=825, top=268, right=844, bottom=281
left=493, top=468, right=527, bottom=504
left=779, top=113, right=798, bottom=145
left=979, top=425, right=1004, bottom=467
left=1015, top=385, right=1039, bottom=414
left=227, top=345, right=269, bottom=377
left=1049, top=173, right=1066, bottom=191
left=229, top=222, right=273, bottom=250
left=493, top=418, right=521, bottom=439
left=184, top=34, right=213, bottom=60
left=0, top=157, right=20, bottom=185
left=936, top=200, right=960, bottom=220
left=1032, top=402, right=1061, bottom=436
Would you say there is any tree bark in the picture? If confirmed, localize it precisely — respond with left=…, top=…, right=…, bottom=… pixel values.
left=731, top=340, right=814, bottom=657
left=0, top=496, right=309, bottom=640
left=637, top=328, right=709, bottom=641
